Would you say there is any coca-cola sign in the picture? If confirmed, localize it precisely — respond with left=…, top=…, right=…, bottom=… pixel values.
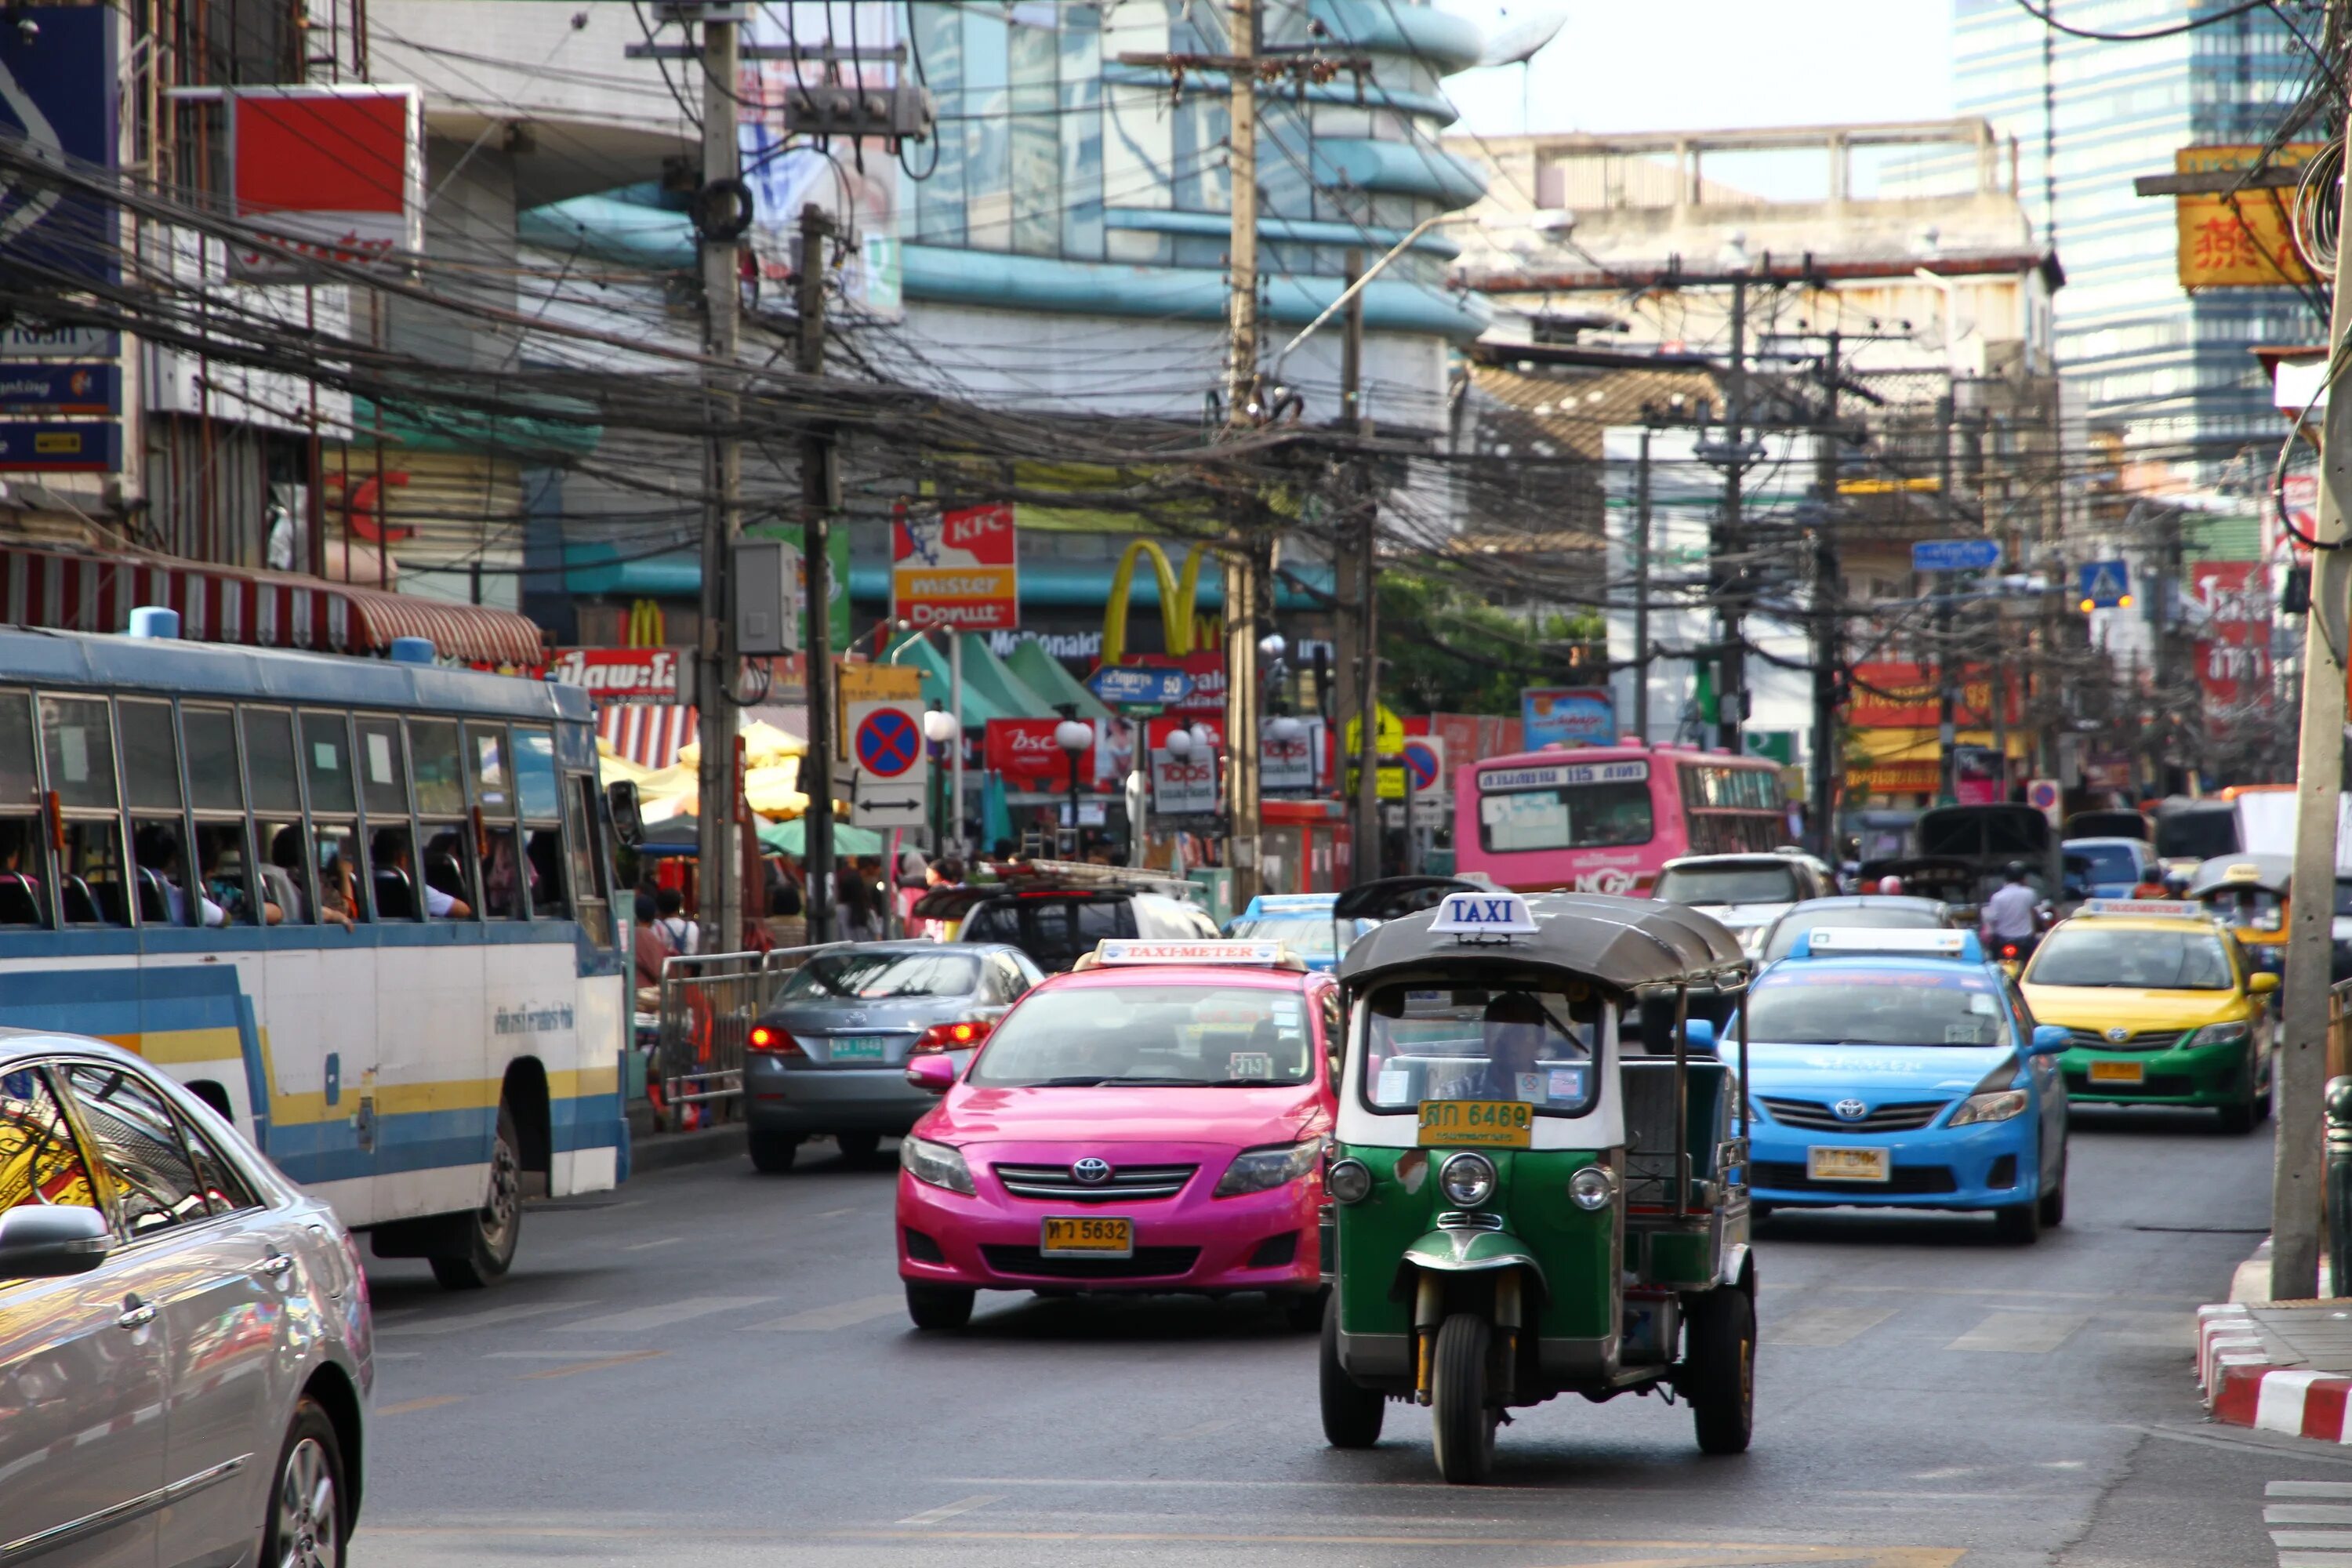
left=985, top=717, right=1094, bottom=786
left=549, top=647, right=681, bottom=703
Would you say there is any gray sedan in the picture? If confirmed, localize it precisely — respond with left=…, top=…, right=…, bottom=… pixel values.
left=0, top=1033, right=372, bottom=1568
left=744, top=942, right=1042, bottom=1172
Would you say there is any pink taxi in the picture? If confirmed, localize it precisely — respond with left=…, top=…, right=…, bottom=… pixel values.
left=895, top=938, right=1341, bottom=1329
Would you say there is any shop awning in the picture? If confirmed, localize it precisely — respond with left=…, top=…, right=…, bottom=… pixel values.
left=0, top=543, right=545, bottom=666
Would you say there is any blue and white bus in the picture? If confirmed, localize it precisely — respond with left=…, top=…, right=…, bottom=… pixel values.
left=0, top=626, right=626, bottom=1287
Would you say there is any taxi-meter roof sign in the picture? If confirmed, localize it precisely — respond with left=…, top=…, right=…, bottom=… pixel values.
left=1429, top=891, right=1539, bottom=937
left=1796, top=927, right=1980, bottom=962
left=2078, top=898, right=2205, bottom=920
left=1095, top=939, right=1289, bottom=966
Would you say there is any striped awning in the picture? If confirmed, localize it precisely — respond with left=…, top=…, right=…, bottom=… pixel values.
left=0, top=543, right=544, bottom=666
left=599, top=703, right=697, bottom=768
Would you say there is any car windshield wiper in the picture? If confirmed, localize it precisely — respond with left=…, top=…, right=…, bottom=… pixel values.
left=1013, top=1075, right=1125, bottom=1087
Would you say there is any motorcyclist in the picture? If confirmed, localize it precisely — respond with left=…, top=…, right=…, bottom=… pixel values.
left=1980, top=860, right=2042, bottom=962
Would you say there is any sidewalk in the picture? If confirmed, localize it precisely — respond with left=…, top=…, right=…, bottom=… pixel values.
left=2198, top=1240, right=2352, bottom=1442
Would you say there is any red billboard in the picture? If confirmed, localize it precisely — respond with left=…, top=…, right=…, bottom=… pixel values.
left=2190, top=561, right=2274, bottom=713
left=985, top=717, right=1094, bottom=787
left=1848, top=662, right=2022, bottom=728
left=229, top=86, right=423, bottom=278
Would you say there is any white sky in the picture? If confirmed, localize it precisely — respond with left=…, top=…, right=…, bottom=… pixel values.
left=1435, top=1, right=1958, bottom=139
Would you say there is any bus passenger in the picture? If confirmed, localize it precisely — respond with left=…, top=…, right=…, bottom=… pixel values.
left=372, top=829, right=473, bottom=919
left=133, top=824, right=227, bottom=927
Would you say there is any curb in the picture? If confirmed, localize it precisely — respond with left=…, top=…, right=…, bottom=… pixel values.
left=2198, top=1305, right=2352, bottom=1441
left=628, top=1123, right=749, bottom=1176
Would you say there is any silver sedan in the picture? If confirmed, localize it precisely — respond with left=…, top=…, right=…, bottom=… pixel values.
left=0, top=1034, right=372, bottom=1568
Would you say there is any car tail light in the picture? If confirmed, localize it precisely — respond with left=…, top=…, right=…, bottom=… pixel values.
left=913, top=1018, right=993, bottom=1054
left=2000, top=943, right=2019, bottom=960
left=746, top=1025, right=802, bottom=1056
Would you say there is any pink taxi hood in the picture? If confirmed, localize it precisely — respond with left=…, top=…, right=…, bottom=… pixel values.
left=921, top=1084, right=1327, bottom=1149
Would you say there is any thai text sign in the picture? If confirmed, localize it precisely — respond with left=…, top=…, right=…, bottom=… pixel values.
left=548, top=648, right=681, bottom=703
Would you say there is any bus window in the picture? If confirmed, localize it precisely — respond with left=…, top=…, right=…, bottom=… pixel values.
left=301, top=711, right=356, bottom=815
left=525, top=826, right=568, bottom=921
left=317, top=825, right=362, bottom=926
left=368, top=825, right=423, bottom=920
left=194, top=822, right=270, bottom=925
left=244, top=709, right=302, bottom=815
left=0, top=694, right=42, bottom=925
left=469, top=724, right=510, bottom=815
left=411, top=719, right=465, bottom=816
left=566, top=775, right=612, bottom=947
left=481, top=827, right=524, bottom=918
left=183, top=706, right=241, bottom=812
left=513, top=728, right=560, bottom=821
left=1478, top=783, right=1653, bottom=852
left=419, top=826, right=475, bottom=918
left=60, top=821, right=127, bottom=925
left=132, top=822, right=226, bottom=928
left=357, top=717, right=409, bottom=819
left=262, top=822, right=317, bottom=925
left=41, top=696, right=118, bottom=812
left=118, top=699, right=183, bottom=814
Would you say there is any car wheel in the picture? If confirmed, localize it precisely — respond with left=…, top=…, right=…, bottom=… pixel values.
left=262, top=1396, right=347, bottom=1568
left=1280, top=1286, right=1327, bottom=1334
left=1429, top=1312, right=1496, bottom=1485
left=835, top=1131, right=883, bottom=1165
left=2036, top=1151, right=2067, bottom=1229
left=748, top=1131, right=800, bottom=1173
left=1750, top=1202, right=1773, bottom=1225
left=1319, top=1293, right=1385, bottom=1449
left=1992, top=1198, right=2042, bottom=1244
left=2219, top=1097, right=2258, bottom=1135
left=430, top=1104, right=522, bottom=1290
left=1685, top=1284, right=1755, bottom=1456
left=905, top=1280, right=975, bottom=1330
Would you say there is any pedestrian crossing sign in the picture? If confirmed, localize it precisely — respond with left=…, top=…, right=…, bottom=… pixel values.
left=2077, top=561, right=2131, bottom=612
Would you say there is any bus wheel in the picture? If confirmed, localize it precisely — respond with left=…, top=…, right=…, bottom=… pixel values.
left=1430, top=1313, right=1496, bottom=1484
left=431, top=1105, right=523, bottom=1290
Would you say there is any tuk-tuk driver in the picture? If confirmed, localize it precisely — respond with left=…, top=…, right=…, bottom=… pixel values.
left=1466, top=993, right=1583, bottom=1102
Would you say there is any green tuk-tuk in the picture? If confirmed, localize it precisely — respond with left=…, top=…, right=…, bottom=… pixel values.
left=1318, top=888, right=1757, bottom=1483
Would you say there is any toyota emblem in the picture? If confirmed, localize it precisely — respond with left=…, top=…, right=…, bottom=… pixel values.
left=2106, top=1025, right=2130, bottom=1044
left=1833, top=1098, right=1868, bottom=1122
left=1071, top=1157, right=1113, bottom=1185
left=840, top=1009, right=868, bottom=1025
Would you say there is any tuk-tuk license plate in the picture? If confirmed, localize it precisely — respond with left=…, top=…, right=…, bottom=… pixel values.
left=1806, top=1146, right=1889, bottom=1183
left=1416, top=1100, right=1534, bottom=1149
left=2088, top=1058, right=2144, bottom=1084
left=1041, top=1216, right=1133, bottom=1258
left=826, top=1036, right=893, bottom=1061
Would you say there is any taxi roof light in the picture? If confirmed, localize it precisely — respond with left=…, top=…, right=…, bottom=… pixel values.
left=1080, top=938, right=1308, bottom=972
left=2076, top=898, right=2208, bottom=920
left=1789, top=927, right=1985, bottom=964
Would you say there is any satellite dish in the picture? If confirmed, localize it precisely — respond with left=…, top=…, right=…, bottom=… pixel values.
left=1479, top=11, right=1566, bottom=67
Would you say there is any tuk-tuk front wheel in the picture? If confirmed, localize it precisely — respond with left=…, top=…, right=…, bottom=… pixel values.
left=1319, top=1295, right=1385, bottom=1449
left=1430, top=1313, right=1497, bottom=1484
left=1685, top=1287, right=1755, bottom=1456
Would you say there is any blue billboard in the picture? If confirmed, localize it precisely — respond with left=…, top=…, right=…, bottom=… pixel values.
left=0, top=7, right=121, bottom=287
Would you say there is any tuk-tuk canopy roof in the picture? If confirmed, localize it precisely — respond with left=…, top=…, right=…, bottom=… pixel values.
left=1338, top=891, right=1750, bottom=996
left=1330, top=875, right=1483, bottom=924
left=2188, top=853, right=2292, bottom=899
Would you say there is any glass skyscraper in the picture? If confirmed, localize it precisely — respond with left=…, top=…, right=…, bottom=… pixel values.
left=1952, top=0, right=2317, bottom=468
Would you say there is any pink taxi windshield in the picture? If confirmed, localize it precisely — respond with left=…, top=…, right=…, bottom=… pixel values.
left=967, top=985, right=1316, bottom=1088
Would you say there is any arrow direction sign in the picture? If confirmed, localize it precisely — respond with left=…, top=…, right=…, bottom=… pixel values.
left=1088, top=663, right=1195, bottom=709
left=1911, top=538, right=2001, bottom=573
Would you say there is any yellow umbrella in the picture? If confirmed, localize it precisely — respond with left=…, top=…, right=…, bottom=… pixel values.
left=674, top=719, right=807, bottom=771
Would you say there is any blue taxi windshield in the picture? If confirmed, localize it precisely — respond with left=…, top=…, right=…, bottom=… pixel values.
left=1742, top=967, right=2013, bottom=1048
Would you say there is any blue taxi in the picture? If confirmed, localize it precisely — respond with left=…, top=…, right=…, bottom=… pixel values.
left=1732, top=926, right=2072, bottom=1243
left=1223, top=894, right=1373, bottom=973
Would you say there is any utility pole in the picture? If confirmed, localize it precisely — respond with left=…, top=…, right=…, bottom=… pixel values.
left=1221, top=0, right=1263, bottom=908
left=1809, top=332, right=1840, bottom=858
left=1335, top=249, right=1381, bottom=884
left=2275, top=0, right=2352, bottom=1297
left=1633, top=425, right=1653, bottom=745
left=693, top=5, right=744, bottom=954
left=1713, top=278, right=1749, bottom=756
left=1935, top=392, right=1959, bottom=806
left=797, top=201, right=840, bottom=943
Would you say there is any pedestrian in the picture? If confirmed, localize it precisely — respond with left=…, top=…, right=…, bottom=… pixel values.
left=835, top=862, right=875, bottom=942
left=633, top=890, right=667, bottom=995
left=921, top=855, right=966, bottom=941
left=653, top=887, right=699, bottom=955
left=1980, top=860, right=2041, bottom=960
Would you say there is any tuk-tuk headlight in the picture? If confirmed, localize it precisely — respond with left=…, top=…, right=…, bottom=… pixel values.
left=1439, top=1152, right=1497, bottom=1207
left=1327, top=1157, right=1373, bottom=1205
left=2186, top=1020, right=2252, bottom=1048
left=1570, top=1165, right=1616, bottom=1211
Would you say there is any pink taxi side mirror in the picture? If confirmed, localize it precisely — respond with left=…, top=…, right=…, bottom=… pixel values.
left=906, top=1054, right=957, bottom=1094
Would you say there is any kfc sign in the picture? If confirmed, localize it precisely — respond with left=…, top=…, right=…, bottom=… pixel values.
left=985, top=717, right=1092, bottom=786
left=549, top=647, right=681, bottom=703
left=895, top=501, right=1020, bottom=630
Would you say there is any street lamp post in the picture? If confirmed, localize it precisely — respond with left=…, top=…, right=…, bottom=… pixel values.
left=921, top=706, right=958, bottom=859
left=1053, top=706, right=1094, bottom=860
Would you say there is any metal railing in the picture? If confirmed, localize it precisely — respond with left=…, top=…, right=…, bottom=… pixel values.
left=652, top=942, right=845, bottom=1131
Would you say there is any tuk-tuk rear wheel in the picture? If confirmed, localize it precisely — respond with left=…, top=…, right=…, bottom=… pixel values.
left=1686, top=1286, right=1755, bottom=1456
left=1431, top=1313, right=1497, bottom=1484
left=1319, top=1295, right=1385, bottom=1450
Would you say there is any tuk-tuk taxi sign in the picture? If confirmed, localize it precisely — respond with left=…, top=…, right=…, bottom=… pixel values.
left=1428, top=891, right=1539, bottom=939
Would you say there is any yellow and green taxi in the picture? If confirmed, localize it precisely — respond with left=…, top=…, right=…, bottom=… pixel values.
left=2016, top=898, right=2278, bottom=1134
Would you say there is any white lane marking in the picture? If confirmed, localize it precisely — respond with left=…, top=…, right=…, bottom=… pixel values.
left=742, top=1294, right=904, bottom=1332
left=1945, top=1311, right=2088, bottom=1353
left=2278, top=1483, right=2352, bottom=1498
left=815, top=1207, right=860, bottom=1219
left=895, top=1495, right=1003, bottom=1526
left=2272, top=1531, right=2352, bottom=1549
left=485, top=1349, right=661, bottom=1359
left=1762, top=1307, right=1896, bottom=1348
left=2278, top=1554, right=2352, bottom=1568
left=556, top=1296, right=775, bottom=1333
left=622, top=1237, right=684, bottom=1252
left=2272, top=1506, right=2352, bottom=1525
left=381, top=1302, right=591, bottom=1338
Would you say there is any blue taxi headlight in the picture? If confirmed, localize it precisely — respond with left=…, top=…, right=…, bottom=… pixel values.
left=1947, top=1089, right=2029, bottom=1127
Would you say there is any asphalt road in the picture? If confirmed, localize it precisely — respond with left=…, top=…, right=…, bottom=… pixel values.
left=353, top=1105, right=2328, bottom=1568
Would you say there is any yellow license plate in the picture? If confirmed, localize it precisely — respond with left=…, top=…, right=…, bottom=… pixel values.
left=1806, top=1146, right=1889, bottom=1183
left=1040, top=1216, right=1132, bottom=1257
left=2088, top=1058, right=2145, bottom=1084
left=1416, top=1099, right=1534, bottom=1149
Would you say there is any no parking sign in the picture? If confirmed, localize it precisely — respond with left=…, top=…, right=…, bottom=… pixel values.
left=847, top=700, right=927, bottom=827
left=1403, top=735, right=1447, bottom=797
left=2027, top=777, right=2061, bottom=826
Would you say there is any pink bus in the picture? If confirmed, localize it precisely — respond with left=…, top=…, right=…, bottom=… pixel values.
left=1454, top=742, right=1790, bottom=895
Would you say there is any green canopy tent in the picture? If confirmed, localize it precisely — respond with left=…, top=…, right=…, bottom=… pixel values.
left=954, top=633, right=1065, bottom=722
left=1004, top=639, right=1113, bottom=724
left=757, top=817, right=887, bottom=857
left=889, top=636, right=1018, bottom=728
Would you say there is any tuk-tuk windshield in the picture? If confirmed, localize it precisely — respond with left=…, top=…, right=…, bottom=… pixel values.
left=1359, top=983, right=1601, bottom=1116
left=2205, top=887, right=2284, bottom=932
